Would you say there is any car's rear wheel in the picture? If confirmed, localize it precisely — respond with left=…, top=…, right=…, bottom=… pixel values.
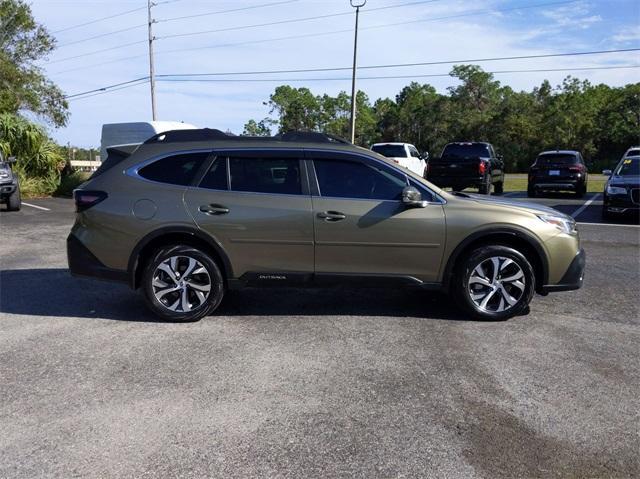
left=6, top=186, right=21, bottom=211
left=494, top=181, right=504, bottom=195
left=575, top=184, right=586, bottom=198
left=142, top=244, right=225, bottom=322
left=454, top=245, right=535, bottom=320
left=479, top=180, right=492, bottom=195
left=527, top=185, right=536, bottom=198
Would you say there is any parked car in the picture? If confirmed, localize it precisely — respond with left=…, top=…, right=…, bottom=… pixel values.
left=527, top=150, right=587, bottom=198
left=68, top=129, right=584, bottom=322
left=0, top=152, right=20, bottom=211
left=622, top=146, right=640, bottom=159
left=425, top=142, right=504, bottom=195
left=602, top=155, right=639, bottom=220
left=370, top=142, right=427, bottom=176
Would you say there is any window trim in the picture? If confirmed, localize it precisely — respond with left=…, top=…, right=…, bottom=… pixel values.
left=193, top=148, right=309, bottom=197
left=304, top=148, right=445, bottom=204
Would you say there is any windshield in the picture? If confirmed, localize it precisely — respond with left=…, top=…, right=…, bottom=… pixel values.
left=535, top=154, right=579, bottom=165
left=371, top=144, right=407, bottom=158
left=614, top=157, right=640, bottom=176
left=441, top=144, right=490, bottom=158
left=626, top=149, right=640, bottom=157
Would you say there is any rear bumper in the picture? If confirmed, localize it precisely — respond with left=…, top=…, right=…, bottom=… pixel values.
left=67, top=233, right=128, bottom=284
left=541, top=248, right=585, bottom=293
left=530, top=179, right=583, bottom=190
left=428, top=176, right=485, bottom=188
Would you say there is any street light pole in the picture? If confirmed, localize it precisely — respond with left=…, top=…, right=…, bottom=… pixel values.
left=147, top=0, right=157, bottom=121
left=349, top=0, right=366, bottom=144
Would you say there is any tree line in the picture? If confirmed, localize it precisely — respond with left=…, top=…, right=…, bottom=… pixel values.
left=243, top=65, right=640, bottom=172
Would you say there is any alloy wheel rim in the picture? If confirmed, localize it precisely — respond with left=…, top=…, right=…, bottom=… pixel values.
left=467, top=256, right=525, bottom=313
left=152, top=255, right=211, bottom=312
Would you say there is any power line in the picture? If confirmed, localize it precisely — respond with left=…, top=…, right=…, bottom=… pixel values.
left=52, top=5, right=146, bottom=34
left=65, top=76, right=149, bottom=99
left=57, top=25, right=145, bottom=48
left=45, top=0, right=576, bottom=67
left=157, top=0, right=444, bottom=40
left=155, top=65, right=640, bottom=83
left=157, top=0, right=301, bottom=23
left=67, top=80, right=150, bottom=102
left=47, top=40, right=147, bottom=65
left=155, top=48, right=640, bottom=78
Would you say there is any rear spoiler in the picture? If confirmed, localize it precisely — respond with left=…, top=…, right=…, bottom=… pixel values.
left=105, top=143, right=140, bottom=158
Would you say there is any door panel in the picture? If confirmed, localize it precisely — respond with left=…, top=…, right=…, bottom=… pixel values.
left=307, top=151, right=446, bottom=282
left=312, top=197, right=445, bottom=281
left=183, top=151, right=314, bottom=277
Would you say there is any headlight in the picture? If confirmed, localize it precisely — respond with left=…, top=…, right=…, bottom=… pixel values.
left=606, top=185, right=626, bottom=195
left=538, top=214, right=576, bottom=234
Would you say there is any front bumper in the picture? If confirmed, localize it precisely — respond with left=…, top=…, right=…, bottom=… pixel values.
left=603, top=191, right=640, bottom=215
left=0, top=182, right=16, bottom=197
left=67, top=233, right=128, bottom=283
left=541, top=248, right=585, bottom=293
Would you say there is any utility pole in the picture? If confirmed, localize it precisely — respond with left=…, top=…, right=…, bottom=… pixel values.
left=147, top=0, right=157, bottom=120
left=349, top=0, right=366, bottom=144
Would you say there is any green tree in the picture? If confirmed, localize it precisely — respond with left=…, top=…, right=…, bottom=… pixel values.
left=242, top=118, right=273, bottom=136
left=0, top=112, right=64, bottom=195
left=0, top=0, right=68, bottom=126
left=267, top=86, right=319, bottom=132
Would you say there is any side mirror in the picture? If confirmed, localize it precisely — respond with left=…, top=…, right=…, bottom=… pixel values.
left=402, top=186, right=427, bottom=208
left=602, top=169, right=612, bottom=176
left=7, top=156, right=16, bottom=164
left=421, top=152, right=430, bottom=161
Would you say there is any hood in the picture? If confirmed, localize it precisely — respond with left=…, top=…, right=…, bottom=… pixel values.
left=608, top=175, right=640, bottom=187
left=452, top=192, right=565, bottom=217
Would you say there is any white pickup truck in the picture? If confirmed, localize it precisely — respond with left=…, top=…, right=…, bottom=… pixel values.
left=370, top=142, right=428, bottom=177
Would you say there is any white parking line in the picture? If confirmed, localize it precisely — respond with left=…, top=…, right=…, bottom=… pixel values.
left=22, top=202, right=50, bottom=211
left=570, top=193, right=600, bottom=219
left=577, top=222, right=640, bottom=228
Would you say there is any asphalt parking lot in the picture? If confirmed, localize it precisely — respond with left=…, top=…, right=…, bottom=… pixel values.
left=1, top=195, right=639, bottom=478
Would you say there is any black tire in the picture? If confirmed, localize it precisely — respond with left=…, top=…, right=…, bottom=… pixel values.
left=452, top=186, right=463, bottom=192
left=527, top=186, right=536, bottom=198
left=478, top=180, right=491, bottom=195
left=494, top=181, right=504, bottom=195
left=575, top=184, right=586, bottom=198
left=453, top=245, right=535, bottom=321
left=6, top=186, right=21, bottom=211
left=602, top=205, right=612, bottom=221
left=142, top=244, right=225, bottom=322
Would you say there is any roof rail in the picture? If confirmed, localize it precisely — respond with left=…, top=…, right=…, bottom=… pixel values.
left=143, top=128, right=351, bottom=145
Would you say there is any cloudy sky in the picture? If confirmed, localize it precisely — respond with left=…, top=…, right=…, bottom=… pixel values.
left=30, top=0, right=640, bottom=148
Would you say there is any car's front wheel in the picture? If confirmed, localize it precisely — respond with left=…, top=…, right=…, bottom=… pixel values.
left=6, top=185, right=21, bottom=211
left=142, top=245, right=225, bottom=322
left=454, top=245, right=535, bottom=320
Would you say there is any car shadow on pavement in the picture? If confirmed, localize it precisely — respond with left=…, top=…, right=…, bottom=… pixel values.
left=0, top=268, right=484, bottom=322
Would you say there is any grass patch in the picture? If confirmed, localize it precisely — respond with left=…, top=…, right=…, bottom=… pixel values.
left=503, top=174, right=605, bottom=193
left=54, top=170, right=91, bottom=197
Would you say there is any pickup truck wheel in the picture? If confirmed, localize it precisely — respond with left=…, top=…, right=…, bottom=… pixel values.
left=454, top=245, right=535, bottom=321
left=142, top=244, right=225, bottom=322
left=478, top=181, right=491, bottom=195
left=527, top=186, right=536, bottom=198
left=6, top=186, right=21, bottom=211
left=494, top=181, right=504, bottom=195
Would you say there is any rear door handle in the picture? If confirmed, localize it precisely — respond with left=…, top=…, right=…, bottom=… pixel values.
left=199, top=204, right=229, bottom=215
left=317, top=211, right=346, bottom=222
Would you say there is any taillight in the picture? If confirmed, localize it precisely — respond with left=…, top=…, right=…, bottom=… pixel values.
left=478, top=161, right=486, bottom=175
left=74, top=190, right=107, bottom=212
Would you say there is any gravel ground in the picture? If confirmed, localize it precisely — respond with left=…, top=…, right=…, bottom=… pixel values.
left=1, top=198, right=638, bottom=478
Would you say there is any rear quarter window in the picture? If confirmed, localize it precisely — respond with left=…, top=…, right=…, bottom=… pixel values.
left=139, top=152, right=209, bottom=186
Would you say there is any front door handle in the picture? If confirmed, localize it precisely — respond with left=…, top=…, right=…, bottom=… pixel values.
left=199, top=204, right=229, bottom=215
left=317, top=211, right=346, bottom=222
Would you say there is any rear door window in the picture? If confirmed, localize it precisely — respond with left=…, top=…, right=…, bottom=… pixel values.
left=536, top=154, right=579, bottom=165
left=139, top=152, right=209, bottom=185
left=371, top=145, right=408, bottom=158
left=441, top=144, right=490, bottom=158
left=229, top=157, right=302, bottom=195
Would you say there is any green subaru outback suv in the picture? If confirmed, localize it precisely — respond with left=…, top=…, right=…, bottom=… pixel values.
left=68, top=130, right=585, bottom=321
